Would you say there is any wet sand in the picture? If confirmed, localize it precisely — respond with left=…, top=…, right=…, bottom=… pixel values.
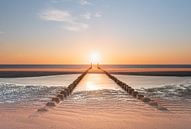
left=0, top=73, right=191, bottom=129
left=0, top=106, right=190, bottom=129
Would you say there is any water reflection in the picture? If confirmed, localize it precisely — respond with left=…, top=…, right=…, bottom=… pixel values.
left=74, top=74, right=121, bottom=92
left=86, top=81, right=98, bottom=91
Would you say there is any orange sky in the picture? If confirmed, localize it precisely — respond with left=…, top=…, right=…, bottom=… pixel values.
left=0, top=0, right=191, bottom=64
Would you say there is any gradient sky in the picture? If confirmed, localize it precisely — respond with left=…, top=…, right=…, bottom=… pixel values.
left=0, top=0, right=191, bottom=64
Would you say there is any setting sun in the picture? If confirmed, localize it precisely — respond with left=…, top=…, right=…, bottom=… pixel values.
left=90, top=52, right=101, bottom=64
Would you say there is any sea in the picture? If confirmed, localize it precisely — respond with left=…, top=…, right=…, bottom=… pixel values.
left=0, top=64, right=191, bottom=110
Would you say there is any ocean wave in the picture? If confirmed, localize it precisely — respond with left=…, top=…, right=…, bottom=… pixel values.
left=142, top=84, right=191, bottom=100
left=0, top=82, right=63, bottom=104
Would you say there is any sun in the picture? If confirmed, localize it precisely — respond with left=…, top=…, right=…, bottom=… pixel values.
left=90, top=52, right=100, bottom=64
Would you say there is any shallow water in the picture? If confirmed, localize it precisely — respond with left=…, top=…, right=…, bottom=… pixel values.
left=0, top=73, right=191, bottom=129
left=115, top=75, right=191, bottom=114
left=0, top=74, right=79, bottom=104
left=0, top=74, right=191, bottom=112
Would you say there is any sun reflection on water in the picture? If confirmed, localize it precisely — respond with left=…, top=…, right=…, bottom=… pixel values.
left=86, top=81, right=98, bottom=91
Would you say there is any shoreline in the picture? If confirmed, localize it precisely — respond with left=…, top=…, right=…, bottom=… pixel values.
left=1, top=71, right=191, bottom=78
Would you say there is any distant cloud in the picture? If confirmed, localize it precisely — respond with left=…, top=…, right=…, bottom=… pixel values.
left=63, top=22, right=89, bottom=31
left=39, top=9, right=72, bottom=22
left=50, top=0, right=61, bottom=3
left=39, top=0, right=102, bottom=31
left=80, top=0, right=90, bottom=5
left=50, top=0, right=91, bottom=5
left=94, top=12, right=102, bottom=18
left=81, top=11, right=103, bottom=20
left=39, top=9, right=89, bottom=31
left=81, top=12, right=91, bottom=20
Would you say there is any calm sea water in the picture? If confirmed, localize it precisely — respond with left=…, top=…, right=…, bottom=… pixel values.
left=0, top=64, right=191, bottom=68
left=0, top=73, right=190, bottom=114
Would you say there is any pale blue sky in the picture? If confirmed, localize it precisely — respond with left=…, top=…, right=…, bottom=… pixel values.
left=0, top=0, right=191, bottom=64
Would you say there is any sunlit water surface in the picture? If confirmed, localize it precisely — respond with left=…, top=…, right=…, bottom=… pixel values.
left=0, top=73, right=191, bottom=129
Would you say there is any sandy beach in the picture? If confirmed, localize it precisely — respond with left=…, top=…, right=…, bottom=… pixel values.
left=0, top=104, right=190, bottom=129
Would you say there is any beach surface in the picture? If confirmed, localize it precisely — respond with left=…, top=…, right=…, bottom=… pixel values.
left=0, top=103, right=190, bottom=129
left=0, top=72, right=191, bottom=129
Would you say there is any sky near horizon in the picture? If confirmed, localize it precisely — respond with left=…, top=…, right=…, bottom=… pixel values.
left=0, top=0, right=191, bottom=64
